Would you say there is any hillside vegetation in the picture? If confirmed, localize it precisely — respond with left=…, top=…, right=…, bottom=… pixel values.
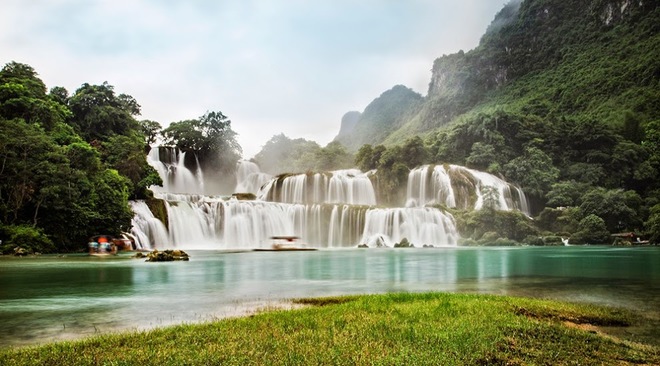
left=332, top=0, right=660, bottom=243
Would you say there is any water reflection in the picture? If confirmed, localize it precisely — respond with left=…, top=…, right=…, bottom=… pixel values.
left=0, top=246, right=658, bottom=347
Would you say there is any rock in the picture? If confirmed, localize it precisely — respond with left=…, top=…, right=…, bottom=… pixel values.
left=394, top=238, right=413, bottom=248
left=13, top=246, right=29, bottom=256
left=357, top=244, right=369, bottom=248
left=145, top=249, right=190, bottom=262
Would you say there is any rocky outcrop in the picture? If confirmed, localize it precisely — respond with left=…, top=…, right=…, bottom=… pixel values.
left=144, top=249, right=190, bottom=262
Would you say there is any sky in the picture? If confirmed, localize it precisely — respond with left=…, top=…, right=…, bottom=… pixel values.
left=2, top=0, right=506, bottom=159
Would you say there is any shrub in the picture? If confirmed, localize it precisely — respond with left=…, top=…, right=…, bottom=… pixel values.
left=0, top=224, right=55, bottom=254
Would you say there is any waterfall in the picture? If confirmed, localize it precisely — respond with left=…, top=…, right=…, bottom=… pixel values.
left=406, top=165, right=530, bottom=215
left=146, top=146, right=205, bottom=195
left=257, top=169, right=377, bottom=206
left=131, top=194, right=373, bottom=249
left=129, top=201, right=170, bottom=250
left=132, top=157, right=465, bottom=249
left=234, top=160, right=272, bottom=194
left=361, top=207, right=459, bottom=247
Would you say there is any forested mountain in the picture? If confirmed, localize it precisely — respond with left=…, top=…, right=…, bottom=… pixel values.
left=338, top=0, right=658, bottom=147
left=342, top=0, right=660, bottom=243
left=333, top=85, right=423, bottom=151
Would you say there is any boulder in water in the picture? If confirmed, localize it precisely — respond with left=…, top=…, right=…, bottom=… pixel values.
left=394, top=238, right=414, bottom=248
left=146, top=249, right=190, bottom=262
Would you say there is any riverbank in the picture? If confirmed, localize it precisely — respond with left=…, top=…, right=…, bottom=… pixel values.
left=1, top=293, right=658, bottom=365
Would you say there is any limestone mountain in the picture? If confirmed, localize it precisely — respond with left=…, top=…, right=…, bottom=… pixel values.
left=335, top=0, right=659, bottom=148
left=333, top=85, right=423, bottom=151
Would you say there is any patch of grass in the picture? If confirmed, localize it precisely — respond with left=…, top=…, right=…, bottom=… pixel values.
left=1, top=293, right=658, bottom=365
left=293, top=295, right=356, bottom=306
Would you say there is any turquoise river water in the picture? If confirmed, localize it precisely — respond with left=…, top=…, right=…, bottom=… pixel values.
left=1, top=246, right=658, bottom=348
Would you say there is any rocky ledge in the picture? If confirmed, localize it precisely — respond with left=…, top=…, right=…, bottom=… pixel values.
left=137, top=249, right=190, bottom=262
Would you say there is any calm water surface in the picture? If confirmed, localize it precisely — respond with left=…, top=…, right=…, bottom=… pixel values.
left=1, top=246, right=659, bottom=348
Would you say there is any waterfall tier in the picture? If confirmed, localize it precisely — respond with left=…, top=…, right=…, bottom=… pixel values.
left=234, top=160, right=272, bottom=195
left=406, top=165, right=530, bottom=215
left=147, top=147, right=205, bottom=195
left=258, top=169, right=377, bottom=206
left=130, top=194, right=458, bottom=250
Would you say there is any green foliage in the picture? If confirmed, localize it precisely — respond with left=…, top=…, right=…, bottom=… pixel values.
left=68, top=82, right=140, bottom=140
left=335, top=85, right=423, bottom=151
left=571, top=214, right=610, bottom=244
left=138, top=119, right=162, bottom=145
left=254, top=134, right=353, bottom=174
left=545, top=181, right=590, bottom=207
left=457, top=208, right=538, bottom=242
left=578, top=188, right=642, bottom=232
left=503, top=145, right=559, bottom=199
left=162, top=111, right=241, bottom=174
left=0, top=224, right=55, bottom=254
left=644, top=204, right=660, bottom=243
left=0, top=62, right=70, bottom=130
left=102, top=133, right=161, bottom=198
left=0, top=62, right=160, bottom=252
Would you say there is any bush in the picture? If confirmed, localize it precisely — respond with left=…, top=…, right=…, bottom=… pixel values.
left=570, top=214, right=610, bottom=244
left=523, top=235, right=544, bottom=246
left=0, top=224, right=55, bottom=254
left=543, top=236, right=564, bottom=246
left=479, top=231, right=500, bottom=243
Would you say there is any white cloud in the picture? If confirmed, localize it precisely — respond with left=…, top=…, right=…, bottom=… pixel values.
left=2, top=0, right=506, bottom=159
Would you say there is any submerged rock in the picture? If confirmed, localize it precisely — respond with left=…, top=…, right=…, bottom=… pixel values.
left=145, top=249, right=190, bottom=262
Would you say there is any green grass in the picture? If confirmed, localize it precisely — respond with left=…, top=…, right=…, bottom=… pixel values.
left=1, top=293, right=658, bottom=365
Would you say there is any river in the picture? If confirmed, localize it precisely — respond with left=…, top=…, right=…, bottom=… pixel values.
left=1, top=246, right=658, bottom=348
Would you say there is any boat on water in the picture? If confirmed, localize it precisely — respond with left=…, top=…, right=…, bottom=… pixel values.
left=253, top=236, right=318, bottom=252
left=88, top=234, right=134, bottom=256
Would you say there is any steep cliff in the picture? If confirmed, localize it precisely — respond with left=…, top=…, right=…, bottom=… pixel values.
left=333, top=85, right=422, bottom=151
left=336, top=0, right=659, bottom=147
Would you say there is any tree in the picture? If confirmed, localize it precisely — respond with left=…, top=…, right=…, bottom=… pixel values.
left=0, top=62, right=70, bottom=130
left=68, top=82, right=140, bottom=140
left=314, top=142, right=353, bottom=171
left=162, top=111, right=242, bottom=175
left=139, top=119, right=162, bottom=146
left=399, top=136, right=429, bottom=169
left=545, top=180, right=591, bottom=208
left=644, top=204, right=660, bottom=243
left=504, top=144, right=559, bottom=198
left=102, top=133, right=162, bottom=198
left=571, top=214, right=610, bottom=244
left=578, top=188, right=642, bottom=232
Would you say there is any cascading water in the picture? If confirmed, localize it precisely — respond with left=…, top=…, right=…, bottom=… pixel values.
left=361, top=207, right=459, bottom=248
left=406, top=164, right=530, bottom=215
left=147, top=146, right=205, bottom=194
left=234, top=160, right=272, bottom=195
left=129, top=201, right=170, bottom=250
left=131, top=158, right=464, bottom=249
left=257, top=169, right=377, bottom=206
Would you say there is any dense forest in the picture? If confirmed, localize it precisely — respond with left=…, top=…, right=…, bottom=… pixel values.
left=0, top=62, right=241, bottom=253
left=326, top=0, right=660, bottom=244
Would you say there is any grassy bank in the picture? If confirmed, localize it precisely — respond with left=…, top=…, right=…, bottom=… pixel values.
left=1, top=293, right=658, bottom=365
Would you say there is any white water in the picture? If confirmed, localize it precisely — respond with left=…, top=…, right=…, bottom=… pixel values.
left=129, top=201, right=169, bottom=250
left=257, top=169, right=377, bottom=206
left=406, top=165, right=530, bottom=215
left=361, top=208, right=459, bottom=247
left=234, top=160, right=272, bottom=195
left=132, top=156, right=467, bottom=249
left=147, top=147, right=205, bottom=195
